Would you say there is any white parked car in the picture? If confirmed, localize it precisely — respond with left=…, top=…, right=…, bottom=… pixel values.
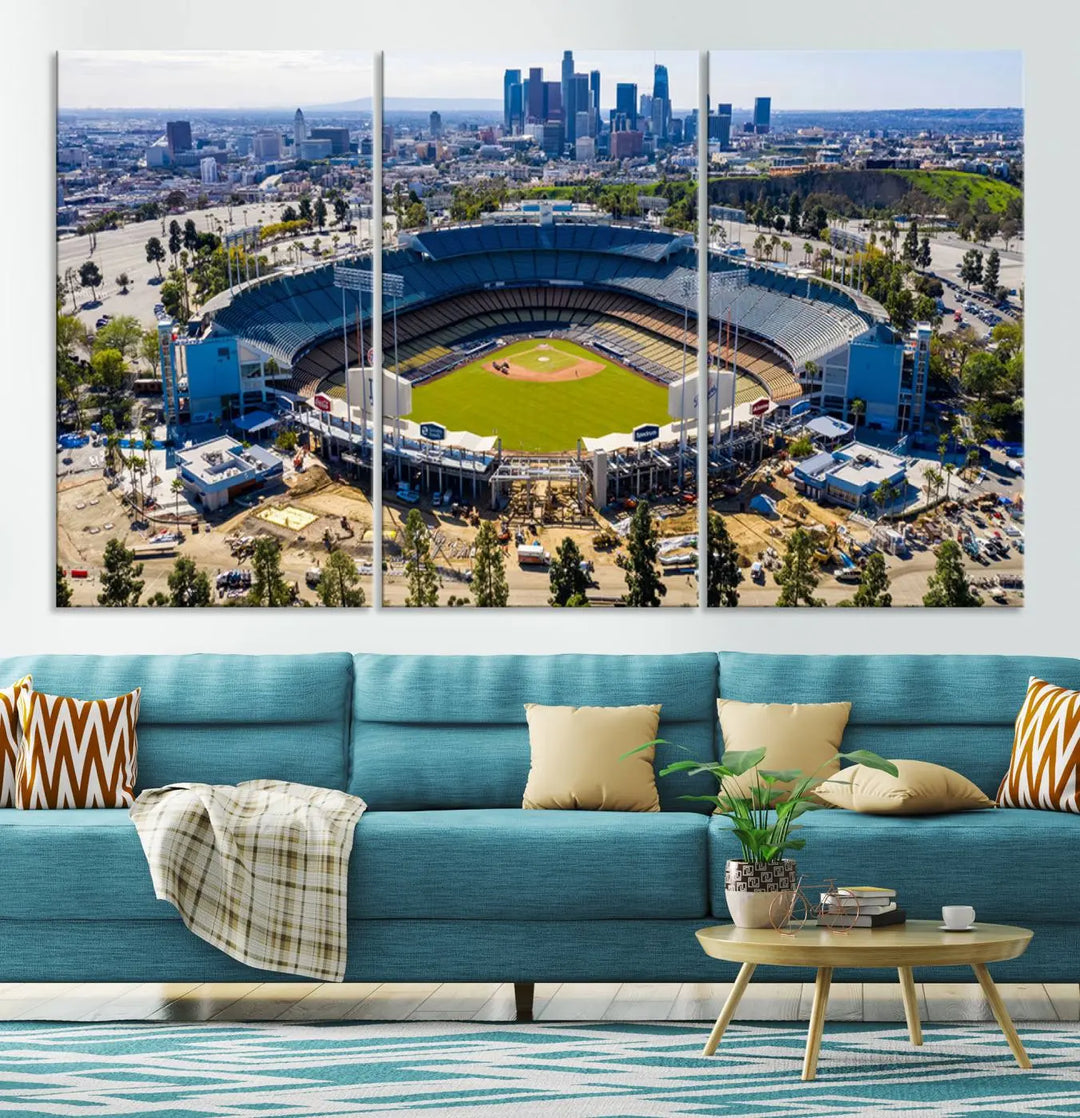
left=1006, top=458, right=1024, bottom=475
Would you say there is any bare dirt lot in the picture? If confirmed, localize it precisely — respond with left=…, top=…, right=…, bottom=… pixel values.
left=58, top=468, right=374, bottom=607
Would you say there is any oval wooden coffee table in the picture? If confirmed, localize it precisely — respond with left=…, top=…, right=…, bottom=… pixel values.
left=696, top=919, right=1033, bottom=1080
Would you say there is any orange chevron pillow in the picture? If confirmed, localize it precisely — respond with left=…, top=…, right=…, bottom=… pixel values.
left=15, top=688, right=140, bottom=809
left=1, top=676, right=32, bottom=807
left=997, top=677, right=1080, bottom=813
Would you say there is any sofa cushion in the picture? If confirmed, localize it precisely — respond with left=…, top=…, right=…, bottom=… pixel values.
left=351, top=653, right=719, bottom=811
left=816, top=760, right=995, bottom=815
left=0, top=809, right=166, bottom=920
left=0, top=807, right=709, bottom=923
left=349, top=809, right=708, bottom=920
left=522, top=703, right=662, bottom=811
left=0, top=675, right=31, bottom=808
left=707, top=807, right=1080, bottom=924
left=718, top=653, right=1080, bottom=798
left=0, top=655, right=354, bottom=792
left=997, top=677, right=1080, bottom=813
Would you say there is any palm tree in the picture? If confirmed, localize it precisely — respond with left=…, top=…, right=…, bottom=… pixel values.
left=924, top=467, right=944, bottom=507
left=943, top=462, right=957, bottom=500
left=754, top=234, right=766, bottom=260
left=781, top=240, right=792, bottom=264
left=849, top=397, right=866, bottom=435
left=803, top=241, right=813, bottom=266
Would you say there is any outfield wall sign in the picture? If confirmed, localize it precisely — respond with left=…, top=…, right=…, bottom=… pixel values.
left=633, top=424, right=661, bottom=443
left=420, top=422, right=446, bottom=441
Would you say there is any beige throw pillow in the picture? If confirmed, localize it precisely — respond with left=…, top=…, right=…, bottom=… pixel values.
left=817, top=759, right=994, bottom=815
left=523, top=703, right=662, bottom=811
left=716, top=698, right=851, bottom=804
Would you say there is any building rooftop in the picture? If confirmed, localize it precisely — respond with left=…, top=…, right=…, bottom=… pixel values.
left=805, top=415, right=854, bottom=441
left=177, top=437, right=279, bottom=489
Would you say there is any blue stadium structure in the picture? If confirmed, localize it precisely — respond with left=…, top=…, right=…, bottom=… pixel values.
left=188, top=215, right=920, bottom=496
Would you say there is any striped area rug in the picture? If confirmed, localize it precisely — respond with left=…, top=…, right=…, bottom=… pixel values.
left=0, top=1020, right=1078, bottom=1116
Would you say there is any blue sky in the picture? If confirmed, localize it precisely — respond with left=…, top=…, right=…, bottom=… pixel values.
left=58, top=49, right=1021, bottom=111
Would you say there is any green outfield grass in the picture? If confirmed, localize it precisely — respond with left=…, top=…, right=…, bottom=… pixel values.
left=411, top=338, right=670, bottom=453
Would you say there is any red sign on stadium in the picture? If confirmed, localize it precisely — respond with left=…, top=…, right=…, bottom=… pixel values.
left=312, top=393, right=332, bottom=413
left=750, top=397, right=770, bottom=417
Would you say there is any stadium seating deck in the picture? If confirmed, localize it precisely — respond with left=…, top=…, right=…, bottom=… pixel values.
left=209, top=224, right=882, bottom=403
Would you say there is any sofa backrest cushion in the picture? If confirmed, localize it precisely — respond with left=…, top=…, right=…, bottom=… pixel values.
left=718, top=652, right=1080, bottom=798
left=0, top=654, right=353, bottom=792
left=351, top=653, right=719, bottom=811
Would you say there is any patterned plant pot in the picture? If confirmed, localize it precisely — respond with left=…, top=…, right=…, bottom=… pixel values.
left=724, top=859, right=798, bottom=929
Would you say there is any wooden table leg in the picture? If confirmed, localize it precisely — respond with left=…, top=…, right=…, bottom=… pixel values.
left=898, top=966, right=923, bottom=1046
left=702, top=962, right=757, bottom=1056
left=802, top=966, right=833, bottom=1081
left=972, top=963, right=1032, bottom=1069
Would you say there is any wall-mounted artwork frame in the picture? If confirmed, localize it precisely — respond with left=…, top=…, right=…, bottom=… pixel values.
left=55, top=49, right=1023, bottom=609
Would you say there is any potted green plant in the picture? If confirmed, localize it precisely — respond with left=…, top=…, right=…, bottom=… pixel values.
left=626, top=744, right=898, bottom=928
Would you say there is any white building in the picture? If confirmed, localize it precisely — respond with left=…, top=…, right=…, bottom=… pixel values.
left=575, top=136, right=596, bottom=162
left=293, top=108, right=306, bottom=152
left=200, top=157, right=219, bottom=184
left=253, top=131, right=283, bottom=161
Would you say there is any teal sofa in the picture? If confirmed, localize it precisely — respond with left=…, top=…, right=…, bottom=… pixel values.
left=0, top=651, right=1076, bottom=1016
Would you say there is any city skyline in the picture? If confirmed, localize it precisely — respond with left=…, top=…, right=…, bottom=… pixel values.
left=60, top=50, right=1021, bottom=113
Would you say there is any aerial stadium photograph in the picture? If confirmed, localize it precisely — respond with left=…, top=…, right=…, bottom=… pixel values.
left=56, top=50, right=376, bottom=607
left=374, top=49, right=703, bottom=607
left=702, top=51, right=1024, bottom=607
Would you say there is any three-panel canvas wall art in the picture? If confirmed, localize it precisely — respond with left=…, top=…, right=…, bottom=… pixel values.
left=56, top=50, right=1024, bottom=608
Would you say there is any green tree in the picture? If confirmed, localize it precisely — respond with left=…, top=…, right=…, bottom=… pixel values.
left=78, top=259, right=103, bottom=303
left=93, top=315, right=143, bottom=358
left=706, top=513, right=741, bottom=607
left=886, top=287, right=915, bottom=332
left=962, top=351, right=1004, bottom=401
left=471, top=520, right=509, bottom=607
left=317, top=549, right=366, bottom=607
left=247, top=537, right=292, bottom=606
left=787, top=191, right=801, bottom=235
left=56, top=565, right=73, bottom=607
left=851, top=552, right=892, bottom=607
left=182, top=218, right=199, bottom=252
left=983, top=248, right=1001, bottom=295
left=298, top=196, right=313, bottom=223
left=115, top=272, right=131, bottom=294
left=145, top=235, right=166, bottom=277
left=923, top=540, right=982, bottom=607
left=275, top=429, right=299, bottom=453
left=97, top=538, right=144, bottom=607
left=788, top=434, right=813, bottom=459
left=168, top=221, right=182, bottom=259
left=170, top=476, right=184, bottom=523
left=959, top=248, right=983, bottom=289
left=402, top=508, right=440, bottom=607
left=167, top=556, right=212, bottom=606
left=140, top=328, right=162, bottom=374
left=313, top=197, right=328, bottom=228
left=90, top=347, right=129, bottom=414
left=548, top=536, right=590, bottom=606
left=902, top=220, right=919, bottom=262
left=775, top=528, right=822, bottom=607
left=616, top=501, right=666, bottom=607
left=849, top=397, right=866, bottom=434
left=917, top=235, right=932, bottom=269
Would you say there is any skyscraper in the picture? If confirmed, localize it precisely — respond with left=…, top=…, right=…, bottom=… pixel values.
left=503, top=69, right=521, bottom=132
left=753, top=96, right=771, bottom=134
left=293, top=108, right=306, bottom=152
left=429, top=111, right=442, bottom=139
left=712, top=102, right=732, bottom=149
left=615, top=83, right=637, bottom=129
left=165, top=120, right=192, bottom=158
left=570, top=73, right=590, bottom=140
left=652, top=64, right=671, bottom=142
left=543, top=81, right=562, bottom=123
left=589, top=70, right=600, bottom=115
left=560, top=50, right=574, bottom=125
left=527, top=67, right=544, bottom=123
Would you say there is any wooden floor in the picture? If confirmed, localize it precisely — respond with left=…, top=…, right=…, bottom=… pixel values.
left=0, top=982, right=1075, bottom=1023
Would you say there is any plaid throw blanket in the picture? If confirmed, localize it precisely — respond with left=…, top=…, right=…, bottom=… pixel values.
left=130, top=780, right=366, bottom=982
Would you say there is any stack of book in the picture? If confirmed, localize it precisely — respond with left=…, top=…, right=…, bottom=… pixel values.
left=817, top=886, right=906, bottom=928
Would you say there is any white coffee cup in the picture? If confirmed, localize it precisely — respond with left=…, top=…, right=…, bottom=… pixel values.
left=942, top=905, right=976, bottom=930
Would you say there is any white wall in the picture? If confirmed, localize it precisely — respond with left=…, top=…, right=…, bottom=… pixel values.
left=3, top=1, right=1074, bottom=658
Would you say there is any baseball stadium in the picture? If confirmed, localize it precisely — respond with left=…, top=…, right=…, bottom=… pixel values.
left=193, top=205, right=896, bottom=513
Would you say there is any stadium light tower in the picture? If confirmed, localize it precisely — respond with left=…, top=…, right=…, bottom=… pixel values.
left=708, top=267, right=750, bottom=452
left=333, top=264, right=405, bottom=451
left=223, top=224, right=262, bottom=294
left=677, top=273, right=697, bottom=484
